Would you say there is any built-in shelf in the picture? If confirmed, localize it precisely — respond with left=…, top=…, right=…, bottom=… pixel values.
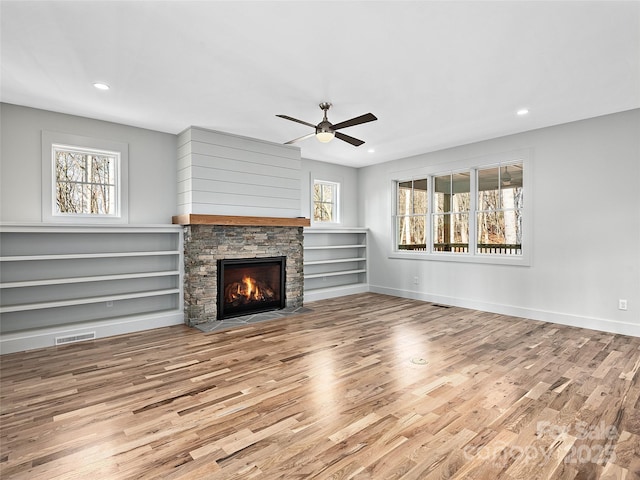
left=304, top=258, right=366, bottom=266
left=0, top=251, right=179, bottom=262
left=303, top=228, right=368, bottom=302
left=304, top=244, right=367, bottom=250
left=304, top=269, right=367, bottom=279
left=0, top=270, right=181, bottom=289
left=1, top=288, right=181, bottom=313
left=0, top=224, right=184, bottom=354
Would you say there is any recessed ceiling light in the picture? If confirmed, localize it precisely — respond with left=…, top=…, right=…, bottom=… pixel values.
left=516, top=108, right=529, bottom=116
left=93, top=82, right=110, bottom=91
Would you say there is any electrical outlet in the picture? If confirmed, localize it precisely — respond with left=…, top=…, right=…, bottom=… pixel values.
left=106, top=301, right=114, bottom=308
left=413, top=276, right=419, bottom=285
left=618, top=299, right=627, bottom=311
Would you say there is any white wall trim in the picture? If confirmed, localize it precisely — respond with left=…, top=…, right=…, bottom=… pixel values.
left=0, top=310, right=184, bottom=354
left=304, top=283, right=369, bottom=303
left=370, top=285, right=640, bottom=338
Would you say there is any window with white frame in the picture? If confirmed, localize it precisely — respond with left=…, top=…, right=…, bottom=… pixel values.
left=42, top=131, right=128, bottom=223
left=433, top=172, right=470, bottom=253
left=397, top=179, right=427, bottom=250
left=313, top=180, right=339, bottom=223
left=53, top=145, right=118, bottom=216
left=393, top=157, right=526, bottom=261
left=476, top=163, right=523, bottom=254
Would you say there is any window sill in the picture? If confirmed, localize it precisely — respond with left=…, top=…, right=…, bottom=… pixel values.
left=389, top=250, right=530, bottom=266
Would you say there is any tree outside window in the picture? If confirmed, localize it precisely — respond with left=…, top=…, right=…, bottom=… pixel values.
left=313, top=180, right=339, bottom=223
left=433, top=172, right=470, bottom=253
left=394, top=159, right=524, bottom=258
left=397, top=179, right=427, bottom=250
left=54, top=146, right=118, bottom=216
left=477, top=162, right=523, bottom=254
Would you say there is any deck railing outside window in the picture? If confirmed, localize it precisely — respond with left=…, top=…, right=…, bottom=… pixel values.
left=399, top=243, right=522, bottom=255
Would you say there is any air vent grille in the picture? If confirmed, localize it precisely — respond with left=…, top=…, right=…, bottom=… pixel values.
left=55, top=332, right=96, bottom=345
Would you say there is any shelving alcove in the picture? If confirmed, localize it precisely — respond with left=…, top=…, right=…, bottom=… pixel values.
left=303, top=227, right=368, bottom=302
left=0, top=224, right=184, bottom=354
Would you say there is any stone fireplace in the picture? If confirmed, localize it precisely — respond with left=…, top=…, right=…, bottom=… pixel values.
left=175, top=214, right=308, bottom=325
left=174, top=126, right=308, bottom=325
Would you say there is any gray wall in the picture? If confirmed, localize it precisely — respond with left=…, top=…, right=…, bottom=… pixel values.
left=300, top=158, right=359, bottom=227
left=1, top=103, right=177, bottom=224
left=0, top=104, right=356, bottom=225
left=359, top=109, right=640, bottom=335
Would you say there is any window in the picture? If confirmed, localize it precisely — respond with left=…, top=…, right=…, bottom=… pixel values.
left=393, top=154, right=527, bottom=263
left=397, top=179, right=427, bottom=250
left=313, top=180, right=339, bottom=223
left=53, top=145, right=118, bottom=216
left=433, top=172, right=470, bottom=253
left=477, top=163, right=523, bottom=254
left=42, top=131, right=128, bottom=223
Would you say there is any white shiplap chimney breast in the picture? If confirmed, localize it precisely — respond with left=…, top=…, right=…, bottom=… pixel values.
left=177, top=127, right=302, bottom=217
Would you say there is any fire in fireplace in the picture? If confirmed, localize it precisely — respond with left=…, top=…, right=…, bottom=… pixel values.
left=217, top=257, right=286, bottom=319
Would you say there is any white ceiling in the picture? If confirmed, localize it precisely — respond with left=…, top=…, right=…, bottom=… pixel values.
left=1, top=1, right=638, bottom=168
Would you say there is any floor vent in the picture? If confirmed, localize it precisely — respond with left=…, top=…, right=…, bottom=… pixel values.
left=432, top=304, right=452, bottom=309
left=55, top=332, right=96, bottom=345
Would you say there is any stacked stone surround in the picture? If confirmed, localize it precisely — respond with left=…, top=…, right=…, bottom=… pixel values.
left=182, top=225, right=304, bottom=325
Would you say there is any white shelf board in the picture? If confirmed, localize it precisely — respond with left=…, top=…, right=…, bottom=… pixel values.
left=304, top=257, right=366, bottom=266
left=304, top=269, right=366, bottom=279
left=0, top=250, right=180, bottom=262
left=304, top=244, right=366, bottom=250
left=304, top=227, right=368, bottom=234
left=0, top=270, right=181, bottom=289
left=0, top=288, right=180, bottom=313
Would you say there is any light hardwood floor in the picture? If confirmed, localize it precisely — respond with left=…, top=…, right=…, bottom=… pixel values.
left=1, top=293, right=639, bottom=479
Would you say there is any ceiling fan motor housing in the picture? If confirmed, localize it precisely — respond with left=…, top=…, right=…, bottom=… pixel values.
left=317, top=103, right=333, bottom=133
left=316, top=120, right=334, bottom=135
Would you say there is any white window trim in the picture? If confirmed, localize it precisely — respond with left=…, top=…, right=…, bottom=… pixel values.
left=42, top=131, right=129, bottom=224
left=312, top=179, right=341, bottom=226
left=389, top=149, right=531, bottom=266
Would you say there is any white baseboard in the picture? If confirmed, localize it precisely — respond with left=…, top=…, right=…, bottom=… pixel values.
left=0, top=310, right=185, bottom=354
left=305, top=283, right=369, bottom=303
left=370, top=285, right=640, bottom=338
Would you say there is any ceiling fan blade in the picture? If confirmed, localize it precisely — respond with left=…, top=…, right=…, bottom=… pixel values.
left=276, top=114, right=316, bottom=129
left=284, top=132, right=316, bottom=145
left=335, top=131, right=365, bottom=147
left=332, top=113, right=377, bottom=131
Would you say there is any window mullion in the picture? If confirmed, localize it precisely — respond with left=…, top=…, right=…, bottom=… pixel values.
left=427, top=175, right=433, bottom=254
left=469, top=168, right=478, bottom=256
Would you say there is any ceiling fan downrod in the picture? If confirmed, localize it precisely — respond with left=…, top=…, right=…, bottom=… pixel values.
left=316, top=102, right=334, bottom=141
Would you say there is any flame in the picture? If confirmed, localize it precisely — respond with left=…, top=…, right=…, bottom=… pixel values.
left=242, top=276, right=260, bottom=300
left=224, top=275, right=274, bottom=306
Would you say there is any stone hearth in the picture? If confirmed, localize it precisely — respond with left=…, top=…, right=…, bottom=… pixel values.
left=180, top=222, right=305, bottom=325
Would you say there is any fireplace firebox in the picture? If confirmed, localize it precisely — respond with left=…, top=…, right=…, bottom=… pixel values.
left=217, top=257, right=286, bottom=319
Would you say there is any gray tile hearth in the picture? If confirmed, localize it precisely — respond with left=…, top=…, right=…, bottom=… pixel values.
left=193, top=306, right=313, bottom=333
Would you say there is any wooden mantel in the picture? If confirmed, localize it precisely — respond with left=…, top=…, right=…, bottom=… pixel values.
left=172, top=214, right=310, bottom=227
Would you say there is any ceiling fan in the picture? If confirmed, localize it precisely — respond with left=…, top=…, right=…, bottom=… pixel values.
left=277, top=102, right=377, bottom=147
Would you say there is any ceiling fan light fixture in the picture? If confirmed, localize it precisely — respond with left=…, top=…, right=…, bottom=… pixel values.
left=502, top=166, right=512, bottom=186
left=316, top=131, right=335, bottom=143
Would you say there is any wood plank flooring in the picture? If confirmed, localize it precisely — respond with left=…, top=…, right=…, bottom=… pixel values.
left=1, top=293, right=639, bottom=479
